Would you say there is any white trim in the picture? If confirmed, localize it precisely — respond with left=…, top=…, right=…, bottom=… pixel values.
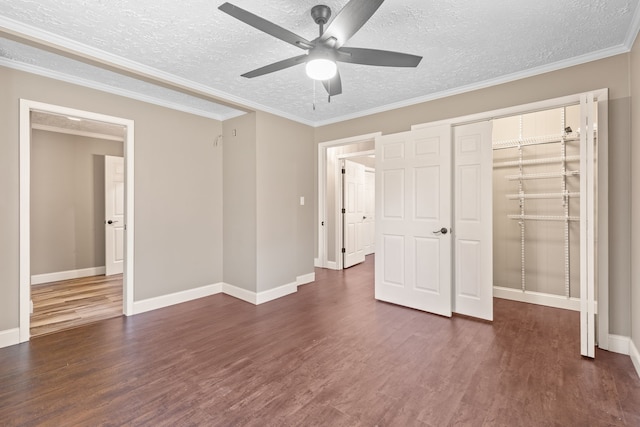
left=493, top=286, right=580, bottom=311
left=32, top=123, right=124, bottom=142
left=133, top=283, right=223, bottom=315
left=607, top=335, right=630, bottom=355
left=256, top=282, right=298, bottom=304
left=0, top=58, right=243, bottom=122
left=222, top=281, right=299, bottom=305
left=630, top=340, right=640, bottom=379
left=312, top=46, right=627, bottom=127
left=317, top=133, right=381, bottom=271
left=314, top=257, right=322, bottom=268
left=0, top=19, right=311, bottom=125
left=624, top=2, right=640, bottom=49
left=221, top=283, right=258, bottom=305
left=297, top=272, right=316, bottom=286
left=0, top=328, right=20, bottom=349
left=31, top=267, right=106, bottom=285
left=19, top=99, right=135, bottom=342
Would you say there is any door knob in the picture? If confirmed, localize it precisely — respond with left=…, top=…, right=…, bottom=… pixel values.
left=433, top=227, right=448, bottom=235
left=107, top=220, right=118, bottom=225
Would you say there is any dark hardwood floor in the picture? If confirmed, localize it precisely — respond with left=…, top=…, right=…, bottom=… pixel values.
left=2, top=256, right=639, bottom=426
left=30, top=274, right=123, bottom=337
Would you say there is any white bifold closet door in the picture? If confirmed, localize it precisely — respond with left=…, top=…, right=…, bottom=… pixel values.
left=375, top=122, right=493, bottom=320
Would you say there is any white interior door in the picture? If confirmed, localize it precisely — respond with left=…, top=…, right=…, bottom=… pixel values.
left=105, top=155, right=124, bottom=276
left=364, top=169, right=375, bottom=255
left=453, top=121, right=493, bottom=321
left=343, top=159, right=366, bottom=268
left=375, top=125, right=452, bottom=316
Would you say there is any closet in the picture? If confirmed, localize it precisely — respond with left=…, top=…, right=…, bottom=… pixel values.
left=492, top=105, right=591, bottom=308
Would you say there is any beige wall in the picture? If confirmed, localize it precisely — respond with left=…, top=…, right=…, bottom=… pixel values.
left=222, top=111, right=315, bottom=293
left=222, top=113, right=257, bottom=291
left=315, top=53, right=632, bottom=336
left=256, top=111, right=315, bottom=291
left=0, top=66, right=224, bottom=330
left=31, top=130, right=123, bottom=275
left=631, top=34, right=640, bottom=353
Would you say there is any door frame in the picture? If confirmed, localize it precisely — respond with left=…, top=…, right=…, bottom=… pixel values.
left=411, top=89, right=609, bottom=350
left=19, top=99, right=135, bottom=343
left=317, top=133, right=380, bottom=270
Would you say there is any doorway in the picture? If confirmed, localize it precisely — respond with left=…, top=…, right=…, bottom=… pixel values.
left=19, top=100, right=135, bottom=343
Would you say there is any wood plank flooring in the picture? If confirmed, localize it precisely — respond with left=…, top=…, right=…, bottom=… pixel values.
left=2, top=256, right=639, bottom=426
left=30, top=274, right=123, bottom=337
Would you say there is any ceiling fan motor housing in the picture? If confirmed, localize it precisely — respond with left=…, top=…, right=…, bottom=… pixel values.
left=311, top=5, right=332, bottom=26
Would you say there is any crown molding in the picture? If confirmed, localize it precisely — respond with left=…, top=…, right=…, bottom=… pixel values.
left=1, top=13, right=636, bottom=129
left=312, top=44, right=630, bottom=127
left=624, top=2, right=640, bottom=49
left=0, top=16, right=316, bottom=126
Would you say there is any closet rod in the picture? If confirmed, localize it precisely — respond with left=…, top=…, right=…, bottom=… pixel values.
left=493, top=155, right=581, bottom=168
left=492, top=134, right=579, bottom=150
left=505, top=171, right=580, bottom=181
left=508, top=214, right=579, bottom=221
left=506, top=192, right=580, bottom=200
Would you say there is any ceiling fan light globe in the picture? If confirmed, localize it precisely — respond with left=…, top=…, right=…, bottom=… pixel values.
left=306, top=58, right=337, bottom=80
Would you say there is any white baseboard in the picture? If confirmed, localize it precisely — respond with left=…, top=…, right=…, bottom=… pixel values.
left=222, top=280, right=300, bottom=305
left=256, top=281, right=298, bottom=304
left=0, top=328, right=20, bottom=349
left=493, top=286, right=580, bottom=311
left=314, top=258, right=322, bottom=268
left=133, top=282, right=223, bottom=315
left=607, top=334, right=630, bottom=355
left=630, top=340, right=640, bottom=379
left=297, top=272, right=316, bottom=286
left=327, top=261, right=338, bottom=270
left=31, top=266, right=106, bottom=285
left=222, top=283, right=258, bottom=305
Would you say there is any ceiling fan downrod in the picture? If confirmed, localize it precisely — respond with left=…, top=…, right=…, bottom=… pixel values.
left=310, top=5, right=331, bottom=36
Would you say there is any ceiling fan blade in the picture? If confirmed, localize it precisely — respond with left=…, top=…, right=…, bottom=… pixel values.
left=242, top=55, right=308, bottom=78
left=322, top=70, right=342, bottom=96
left=337, top=47, right=422, bottom=67
left=219, top=3, right=313, bottom=50
left=319, top=0, right=385, bottom=48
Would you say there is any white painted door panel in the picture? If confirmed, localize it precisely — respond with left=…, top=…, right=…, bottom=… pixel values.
left=344, top=159, right=366, bottom=268
left=375, top=125, right=452, bottom=316
left=453, top=122, right=493, bottom=320
left=105, top=155, right=124, bottom=276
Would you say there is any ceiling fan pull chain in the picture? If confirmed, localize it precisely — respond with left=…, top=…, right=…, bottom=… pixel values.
left=313, top=80, right=316, bottom=111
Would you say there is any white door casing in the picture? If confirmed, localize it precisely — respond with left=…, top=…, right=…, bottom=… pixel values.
left=105, top=155, right=124, bottom=276
left=453, top=122, right=494, bottom=321
left=375, top=125, right=452, bottom=317
left=364, top=169, right=375, bottom=255
left=343, top=159, right=366, bottom=268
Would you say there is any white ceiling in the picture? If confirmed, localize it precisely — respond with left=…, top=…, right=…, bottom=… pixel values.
left=1, top=0, right=639, bottom=126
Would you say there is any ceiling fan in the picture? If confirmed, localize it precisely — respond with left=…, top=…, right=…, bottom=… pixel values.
left=218, top=0, right=422, bottom=98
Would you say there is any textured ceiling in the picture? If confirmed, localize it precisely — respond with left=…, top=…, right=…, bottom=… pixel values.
left=1, top=0, right=639, bottom=126
left=31, top=111, right=126, bottom=138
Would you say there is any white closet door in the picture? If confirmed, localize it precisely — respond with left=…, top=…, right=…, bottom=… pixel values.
left=364, top=170, right=376, bottom=255
left=580, top=93, right=596, bottom=358
left=375, top=125, right=452, bottom=316
left=453, top=122, right=493, bottom=320
left=343, top=159, right=366, bottom=268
